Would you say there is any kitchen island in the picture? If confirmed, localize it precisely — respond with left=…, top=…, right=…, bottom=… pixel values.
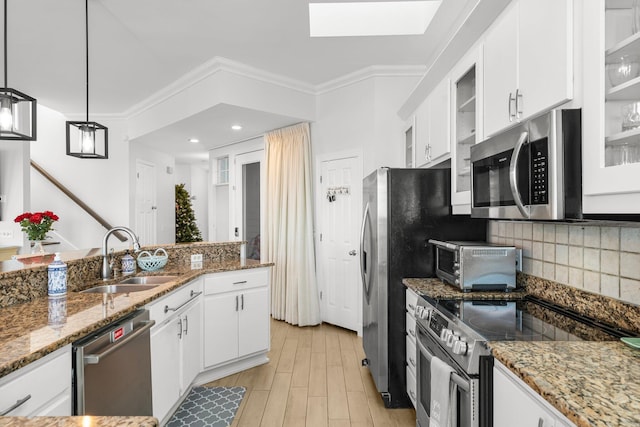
left=404, top=276, right=640, bottom=427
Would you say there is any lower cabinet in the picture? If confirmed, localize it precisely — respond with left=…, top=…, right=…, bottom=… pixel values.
left=149, top=279, right=203, bottom=422
left=203, top=269, right=270, bottom=369
left=494, top=361, right=575, bottom=427
left=0, top=345, right=71, bottom=416
left=405, top=288, right=418, bottom=408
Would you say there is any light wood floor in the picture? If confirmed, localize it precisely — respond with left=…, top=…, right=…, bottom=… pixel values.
left=205, top=318, right=416, bottom=427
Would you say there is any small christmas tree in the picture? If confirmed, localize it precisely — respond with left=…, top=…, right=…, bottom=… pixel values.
left=175, top=183, right=203, bottom=243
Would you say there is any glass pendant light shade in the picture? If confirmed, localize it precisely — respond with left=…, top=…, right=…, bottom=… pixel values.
left=0, top=0, right=37, bottom=141
left=66, top=121, right=108, bottom=159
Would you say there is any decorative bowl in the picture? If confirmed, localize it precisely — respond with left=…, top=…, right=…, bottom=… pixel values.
left=137, top=248, right=168, bottom=271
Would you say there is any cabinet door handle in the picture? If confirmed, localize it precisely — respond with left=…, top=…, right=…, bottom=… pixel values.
left=409, top=328, right=416, bottom=338
left=177, top=318, right=183, bottom=339
left=235, top=295, right=239, bottom=311
left=241, top=294, right=244, bottom=310
left=408, top=303, right=415, bottom=311
left=410, top=390, right=416, bottom=401
left=183, top=315, right=189, bottom=336
left=409, top=357, right=416, bottom=367
left=538, top=418, right=544, bottom=427
left=508, top=92, right=516, bottom=122
left=515, top=88, right=523, bottom=119
left=1, top=394, right=31, bottom=416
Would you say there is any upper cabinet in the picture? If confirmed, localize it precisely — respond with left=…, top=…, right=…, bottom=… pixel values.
left=404, top=116, right=416, bottom=168
left=415, top=77, right=451, bottom=168
left=451, top=47, right=483, bottom=214
left=582, top=0, right=640, bottom=213
left=484, top=0, right=573, bottom=137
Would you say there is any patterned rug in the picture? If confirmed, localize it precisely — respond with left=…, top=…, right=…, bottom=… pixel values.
left=166, top=386, right=246, bottom=427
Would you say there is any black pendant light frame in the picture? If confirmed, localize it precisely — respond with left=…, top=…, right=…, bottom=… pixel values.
left=0, top=0, right=37, bottom=141
left=66, top=0, right=108, bottom=159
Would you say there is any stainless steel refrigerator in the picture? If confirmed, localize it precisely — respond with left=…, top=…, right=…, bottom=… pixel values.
left=360, top=167, right=486, bottom=408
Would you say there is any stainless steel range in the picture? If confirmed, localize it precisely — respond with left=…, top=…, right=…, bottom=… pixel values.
left=413, top=294, right=627, bottom=427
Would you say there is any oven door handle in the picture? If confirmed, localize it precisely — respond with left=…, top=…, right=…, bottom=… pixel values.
left=509, top=131, right=530, bottom=219
left=416, top=332, right=470, bottom=393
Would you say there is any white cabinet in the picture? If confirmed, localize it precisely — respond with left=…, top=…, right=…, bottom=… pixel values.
left=415, top=78, right=451, bottom=167
left=404, top=116, right=416, bottom=168
left=148, top=279, right=203, bottom=422
left=0, top=345, right=71, bottom=417
left=203, top=268, right=270, bottom=369
left=494, top=361, right=576, bottom=427
left=451, top=47, right=482, bottom=214
left=484, top=0, right=573, bottom=137
left=581, top=0, right=640, bottom=213
left=405, top=288, right=418, bottom=407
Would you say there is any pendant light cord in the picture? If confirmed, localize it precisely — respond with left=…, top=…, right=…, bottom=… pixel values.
left=4, top=0, right=7, bottom=89
left=85, top=0, right=89, bottom=123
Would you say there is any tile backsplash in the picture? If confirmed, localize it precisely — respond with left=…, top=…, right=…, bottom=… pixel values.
left=488, top=220, right=640, bottom=306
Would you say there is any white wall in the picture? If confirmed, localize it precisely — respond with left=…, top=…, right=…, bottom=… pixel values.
left=130, top=142, right=176, bottom=245
left=175, top=163, right=209, bottom=241
left=29, top=105, right=130, bottom=251
left=0, top=141, right=30, bottom=248
left=313, top=75, right=420, bottom=177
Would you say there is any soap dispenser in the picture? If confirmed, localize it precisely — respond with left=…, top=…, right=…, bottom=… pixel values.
left=47, top=252, right=67, bottom=297
left=122, top=250, right=135, bottom=275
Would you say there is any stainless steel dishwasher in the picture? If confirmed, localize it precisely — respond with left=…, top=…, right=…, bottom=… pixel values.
left=73, top=308, right=155, bottom=415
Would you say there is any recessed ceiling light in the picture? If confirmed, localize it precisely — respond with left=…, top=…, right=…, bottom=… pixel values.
left=231, top=125, right=243, bottom=131
left=309, top=1, right=442, bottom=37
left=188, top=138, right=200, bottom=143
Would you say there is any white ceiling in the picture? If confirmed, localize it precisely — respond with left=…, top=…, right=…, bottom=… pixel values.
left=5, top=0, right=482, bottom=163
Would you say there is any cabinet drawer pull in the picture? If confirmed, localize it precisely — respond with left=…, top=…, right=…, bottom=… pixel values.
left=410, top=390, right=416, bottom=401
left=409, top=328, right=416, bottom=338
left=1, top=394, right=32, bottom=416
left=408, top=303, right=415, bottom=311
left=233, top=280, right=248, bottom=285
left=409, top=357, right=416, bottom=367
left=164, top=290, right=202, bottom=314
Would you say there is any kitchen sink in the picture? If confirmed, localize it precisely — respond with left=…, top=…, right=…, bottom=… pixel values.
left=80, top=284, right=160, bottom=294
left=118, top=275, right=178, bottom=285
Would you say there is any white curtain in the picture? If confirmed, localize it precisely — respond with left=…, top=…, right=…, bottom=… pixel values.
left=264, top=122, right=321, bottom=326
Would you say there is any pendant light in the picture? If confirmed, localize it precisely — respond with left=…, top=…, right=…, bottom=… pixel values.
left=0, top=0, right=37, bottom=140
left=66, top=0, right=108, bottom=159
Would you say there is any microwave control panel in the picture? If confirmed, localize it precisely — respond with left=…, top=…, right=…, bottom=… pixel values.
left=530, top=138, right=548, bottom=205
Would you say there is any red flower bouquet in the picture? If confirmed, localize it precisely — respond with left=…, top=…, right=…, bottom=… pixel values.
left=14, top=211, right=59, bottom=241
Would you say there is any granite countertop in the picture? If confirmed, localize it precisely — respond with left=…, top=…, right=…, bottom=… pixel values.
left=403, top=277, right=640, bottom=427
left=491, top=341, right=640, bottom=427
left=0, top=258, right=272, bottom=380
left=0, top=416, right=158, bottom=426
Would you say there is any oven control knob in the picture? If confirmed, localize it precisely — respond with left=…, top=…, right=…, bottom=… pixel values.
left=453, top=340, right=468, bottom=356
left=418, top=307, right=431, bottom=320
left=454, top=270, right=460, bottom=277
left=440, top=328, right=452, bottom=342
left=446, top=332, right=458, bottom=347
left=454, top=279, right=460, bottom=285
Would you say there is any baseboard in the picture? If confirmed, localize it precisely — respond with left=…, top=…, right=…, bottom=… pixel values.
left=194, top=352, right=270, bottom=386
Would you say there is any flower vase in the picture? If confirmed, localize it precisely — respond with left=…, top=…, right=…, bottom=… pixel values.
left=31, top=240, right=46, bottom=255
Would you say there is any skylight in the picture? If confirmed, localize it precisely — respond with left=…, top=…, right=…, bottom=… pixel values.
left=309, top=1, right=443, bottom=37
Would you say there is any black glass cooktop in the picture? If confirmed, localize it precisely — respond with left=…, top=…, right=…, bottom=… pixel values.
left=432, top=297, right=625, bottom=342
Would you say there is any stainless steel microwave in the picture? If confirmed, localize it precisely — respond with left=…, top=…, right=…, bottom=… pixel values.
left=428, top=239, right=518, bottom=291
left=470, top=109, right=582, bottom=220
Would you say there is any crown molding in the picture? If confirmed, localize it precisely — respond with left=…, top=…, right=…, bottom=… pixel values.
left=315, top=65, right=427, bottom=95
left=124, top=56, right=317, bottom=119
left=123, top=57, right=427, bottom=120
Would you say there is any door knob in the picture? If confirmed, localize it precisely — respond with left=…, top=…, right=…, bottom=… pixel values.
left=349, top=250, right=357, bottom=256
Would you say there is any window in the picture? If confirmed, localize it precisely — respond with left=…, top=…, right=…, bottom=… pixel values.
left=217, top=156, right=229, bottom=185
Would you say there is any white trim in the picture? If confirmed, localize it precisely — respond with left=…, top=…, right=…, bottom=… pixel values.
left=124, top=57, right=427, bottom=120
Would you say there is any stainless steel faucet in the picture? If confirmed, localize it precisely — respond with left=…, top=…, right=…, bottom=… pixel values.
left=101, top=226, right=141, bottom=280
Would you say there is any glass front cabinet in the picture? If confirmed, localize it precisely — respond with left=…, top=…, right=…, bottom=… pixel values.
left=583, top=0, right=640, bottom=212
left=451, top=47, right=482, bottom=214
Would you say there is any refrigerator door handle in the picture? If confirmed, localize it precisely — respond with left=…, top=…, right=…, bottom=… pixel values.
left=360, top=202, right=371, bottom=303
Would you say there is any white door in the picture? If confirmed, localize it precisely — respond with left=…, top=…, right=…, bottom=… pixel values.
left=233, top=150, right=264, bottom=260
left=317, top=154, right=363, bottom=332
left=135, top=160, right=157, bottom=246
